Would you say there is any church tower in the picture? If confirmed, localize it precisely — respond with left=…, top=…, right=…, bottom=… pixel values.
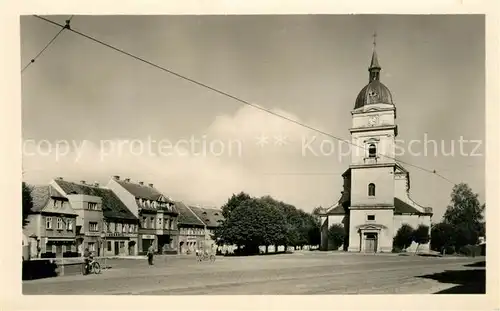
left=346, top=38, right=398, bottom=253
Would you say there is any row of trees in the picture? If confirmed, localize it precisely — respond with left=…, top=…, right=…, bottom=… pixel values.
left=213, top=192, right=321, bottom=255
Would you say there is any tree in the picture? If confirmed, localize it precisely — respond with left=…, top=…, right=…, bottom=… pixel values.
left=215, top=197, right=287, bottom=255
left=22, top=182, right=33, bottom=228
left=393, top=224, right=414, bottom=251
left=443, top=183, right=485, bottom=246
left=412, top=225, right=430, bottom=253
left=327, top=224, right=345, bottom=250
left=221, top=192, right=252, bottom=219
left=430, top=222, right=456, bottom=255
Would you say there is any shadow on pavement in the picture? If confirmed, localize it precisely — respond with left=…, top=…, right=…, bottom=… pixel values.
left=417, top=261, right=486, bottom=294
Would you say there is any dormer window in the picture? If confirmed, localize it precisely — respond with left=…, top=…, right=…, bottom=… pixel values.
left=368, top=144, right=376, bottom=158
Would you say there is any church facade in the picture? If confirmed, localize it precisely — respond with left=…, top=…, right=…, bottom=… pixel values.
left=319, top=47, right=433, bottom=253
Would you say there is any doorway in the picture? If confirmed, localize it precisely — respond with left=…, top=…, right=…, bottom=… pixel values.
left=114, top=241, right=119, bottom=255
left=364, top=233, right=378, bottom=253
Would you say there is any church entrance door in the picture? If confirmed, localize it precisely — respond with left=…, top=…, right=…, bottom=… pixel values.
left=364, top=233, right=377, bottom=253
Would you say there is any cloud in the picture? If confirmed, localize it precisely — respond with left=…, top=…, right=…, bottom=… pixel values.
left=22, top=105, right=341, bottom=211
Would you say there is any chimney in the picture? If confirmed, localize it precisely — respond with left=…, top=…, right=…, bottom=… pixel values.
left=148, top=183, right=154, bottom=188
left=94, top=182, right=99, bottom=187
left=80, top=180, right=86, bottom=185
left=56, top=177, right=63, bottom=180
left=113, top=175, right=120, bottom=180
left=125, top=178, right=130, bottom=182
left=139, top=181, right=144, bottom=185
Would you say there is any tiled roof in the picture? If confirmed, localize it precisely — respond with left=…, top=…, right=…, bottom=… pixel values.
left=54, top=180, right=137, bottom=220
left=394, top=197, right=422, bottom=215
left=115, top=180, right=167, bottom=201
left=175, top=201, right=204, bottom=227
left=30, top=185, right=67, bottom=212
left=188, top=205, right=224, bottom=228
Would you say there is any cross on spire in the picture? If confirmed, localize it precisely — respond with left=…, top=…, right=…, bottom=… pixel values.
left=372, top=31, right=377, bottom=49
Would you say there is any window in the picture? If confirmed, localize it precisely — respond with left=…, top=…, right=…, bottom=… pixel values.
left=367, top=215, right=375, bottom=221
left=117, top=223, right=122, bottom=233
left=368, top=144, right=377, bottom=158
left=150, top=217, right=155, bottom=229
left=66, top=219, right=73, bottom=230
left=56, top=218, right=63, bottom=230
left=129, top=224, right=134, bottom=233
left=88, top=202, right=98, bottom=210
left=107, top=241, right=112, bottom=251
left=88, top=242, right=96, bottom=251
left=142, top=217, right=147, bottom=228
left=109, top=222, right=115, bottom=232
left=89, top=222, right=98, bottom=232
left=103, top=222, right=108, bottom=232
left=123, top=224, right=128, bottom=233
left=46, top=217, right=53, bottom=229
left=119, top=241, right=125, bottom=248
left=368, top=183, right=376, bottom=196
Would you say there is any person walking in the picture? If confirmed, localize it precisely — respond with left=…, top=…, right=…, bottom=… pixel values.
left=147, top=244, right=154, bottom=266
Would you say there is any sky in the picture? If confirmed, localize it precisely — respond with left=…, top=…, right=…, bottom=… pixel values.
left=20, top=15, right=485, bottom=221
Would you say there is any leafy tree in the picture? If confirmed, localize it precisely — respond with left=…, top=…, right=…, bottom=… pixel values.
left=22, top=182, right=33, bottom=228
left=412, top=225, right=430, bottom=253
left=327, top=224, right=345, bottom=250
left=430, top=222, right=456, bottom=254
left=393, top=224, right=414, bottom=250
left=216, top=197, right=287, bottom=255
left=443, top=183, right=485, bottom=246
left=221, top=192, right=252, bottom=219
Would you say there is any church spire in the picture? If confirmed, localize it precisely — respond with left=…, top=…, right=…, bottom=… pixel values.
left=369, top=31, right=381, bottom=82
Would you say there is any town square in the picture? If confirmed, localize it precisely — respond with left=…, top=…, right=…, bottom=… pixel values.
left=17, top=13, right=489, bottom=299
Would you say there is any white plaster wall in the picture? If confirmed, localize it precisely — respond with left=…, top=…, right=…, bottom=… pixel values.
left=351, top=166, right=394, bottom=206
left=106, top=179, right=139, bottom=217
left=348, top=209, right=394, bottom=252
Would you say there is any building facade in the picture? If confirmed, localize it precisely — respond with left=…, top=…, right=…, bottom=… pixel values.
left=23, top=185, right=77, bottom=258
left=320, top=47, right=432, bottom=253
left=187, top=205, right=224, bottom=252
left=175, top=201, right=206, bottom=254
left=106, top=176, right=179, bottom=254
left=51, top=178, right=140, bottom=256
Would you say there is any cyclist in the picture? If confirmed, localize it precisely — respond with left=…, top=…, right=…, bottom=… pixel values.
left=83, top=248, right=92, bottom=274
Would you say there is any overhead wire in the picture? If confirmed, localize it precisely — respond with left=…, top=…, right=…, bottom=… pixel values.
left=21, top=15, right=74, bottom=73
left=32, top=15, right=457, bottom=185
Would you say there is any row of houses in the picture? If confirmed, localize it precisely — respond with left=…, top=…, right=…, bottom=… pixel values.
left=22, top=175, right=224, bottom=259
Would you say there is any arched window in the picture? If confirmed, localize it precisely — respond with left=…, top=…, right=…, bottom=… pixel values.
left=368, top=144, right=377, bottom=158
left=368, top=183, right=376, bottom=196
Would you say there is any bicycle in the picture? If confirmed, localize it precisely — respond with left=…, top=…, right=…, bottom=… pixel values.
left=82, top=258, right=101, bottom=275
left=197, top=252, right=216, bottom=263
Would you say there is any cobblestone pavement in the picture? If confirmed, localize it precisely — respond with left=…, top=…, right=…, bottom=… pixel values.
left=22, top=252, right=485, bottom=295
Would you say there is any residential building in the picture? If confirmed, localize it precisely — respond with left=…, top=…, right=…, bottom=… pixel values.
left=23, top=185, right=77, bottom=258
left=106, top=176, right=179, bottom=254
left=51, top=178, right=139, bottom=256
left=319, top=46, right=432, bottom=253
left=175, top=201, right=206, bottom=254
left=186, top=205, right=224, bottom=252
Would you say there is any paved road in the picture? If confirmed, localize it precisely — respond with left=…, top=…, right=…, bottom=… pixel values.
left=22, top=252, right=485, bottom=295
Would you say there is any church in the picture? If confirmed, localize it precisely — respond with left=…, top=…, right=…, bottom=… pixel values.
left=319, top=44, right=433, bottom=253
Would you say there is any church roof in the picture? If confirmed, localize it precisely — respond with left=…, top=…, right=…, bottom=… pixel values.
left=325, top=197, right=430, bottom=216
left=354, top=49, right=395, bottom=109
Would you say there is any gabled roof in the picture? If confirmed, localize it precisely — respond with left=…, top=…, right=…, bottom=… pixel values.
left=53, top=179, right=137, bottom=220
left=188, top=205, right=224, bottom=228
left=30, top=185, right=67, bottom=213
left=115, top=179, right=168, bottom=201
left=175, top=201, right=205, bottom=227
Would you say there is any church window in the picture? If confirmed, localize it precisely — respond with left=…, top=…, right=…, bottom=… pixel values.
left=367, top=215, right=375, bottom=221
left=368, top=183, right=376, bottom=196
left=368, top=144, right=377, bottom=158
